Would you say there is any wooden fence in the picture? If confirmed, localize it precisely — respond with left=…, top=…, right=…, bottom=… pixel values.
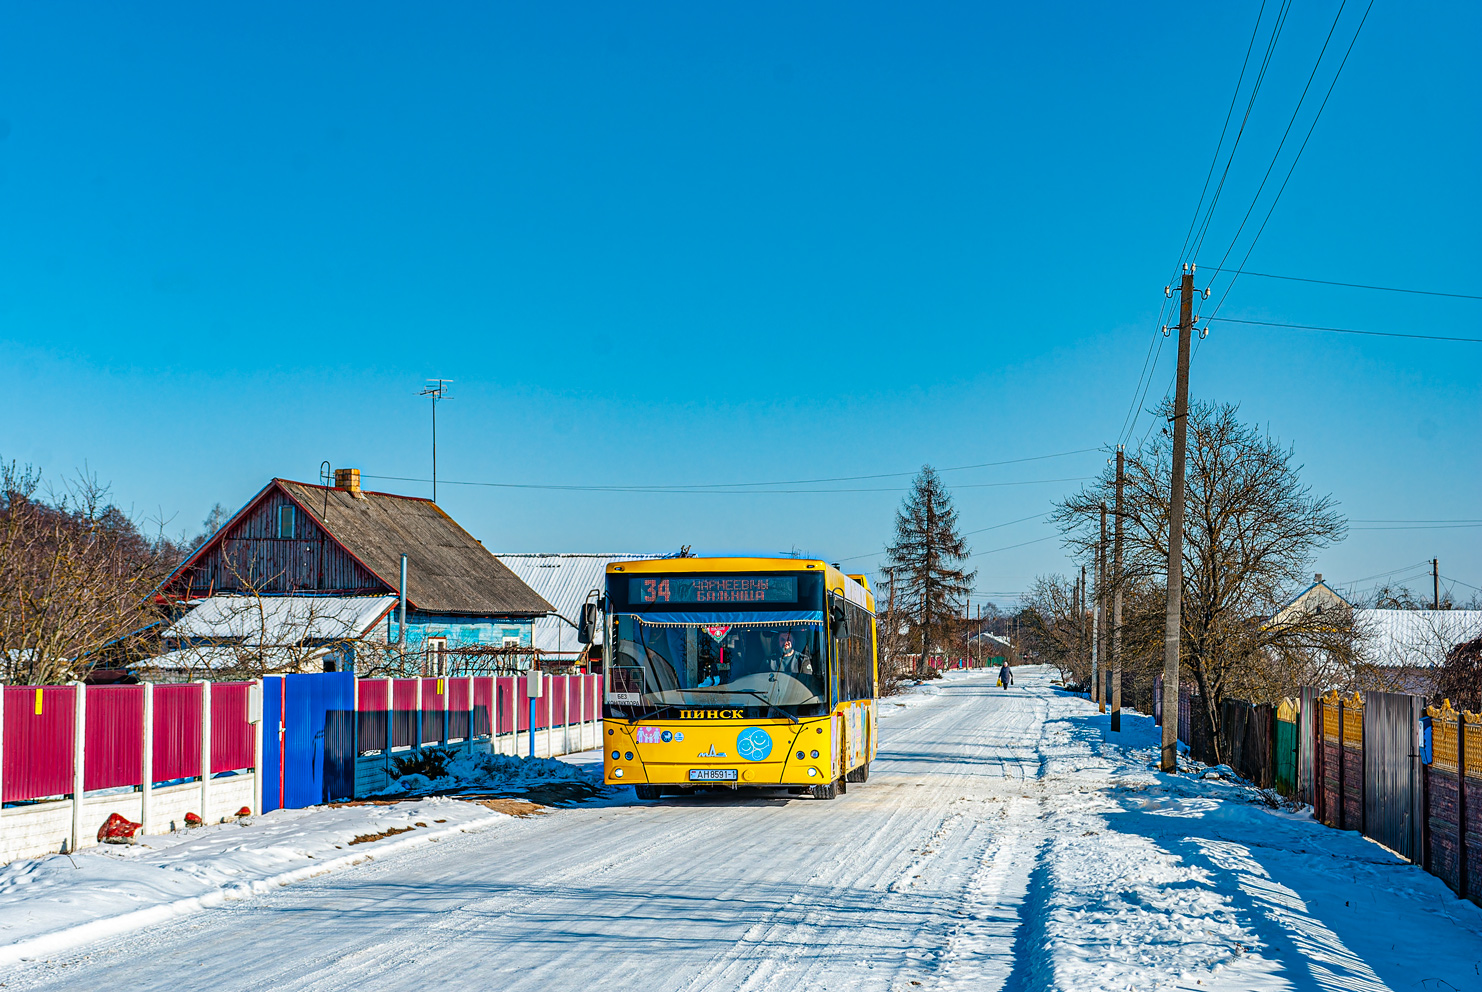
left=1173, top=685, right=1480, bottom=906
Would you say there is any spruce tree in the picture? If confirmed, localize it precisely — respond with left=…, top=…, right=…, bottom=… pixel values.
left=885, top=466, right=976, bottom=673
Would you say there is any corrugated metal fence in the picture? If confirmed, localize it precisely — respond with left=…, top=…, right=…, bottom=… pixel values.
left=1172, top=685, right=1482, bottom=907
left=1, top=673, right=604, bottom=866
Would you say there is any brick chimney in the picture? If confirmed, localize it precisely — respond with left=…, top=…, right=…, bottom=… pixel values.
left=334, top=468, right=366, bottom=499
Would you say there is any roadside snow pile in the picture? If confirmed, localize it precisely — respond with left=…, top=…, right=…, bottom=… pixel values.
left=381, top=753, right=603, bottom=795
left=0, top=796, right=503, bottom=968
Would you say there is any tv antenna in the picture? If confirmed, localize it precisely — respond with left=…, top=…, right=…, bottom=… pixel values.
left=420, top=379, right=453, bottom=502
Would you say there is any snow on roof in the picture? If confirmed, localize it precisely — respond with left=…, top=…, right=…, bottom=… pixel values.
left=1355, top=609, right=1482, bottom=667
left=495, top=554, right=666, bottom=655
left=163, top=595, right=399, bottom=645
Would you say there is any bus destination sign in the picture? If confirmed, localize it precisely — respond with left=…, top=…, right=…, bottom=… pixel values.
left=629, top=575, right=797, bottom=604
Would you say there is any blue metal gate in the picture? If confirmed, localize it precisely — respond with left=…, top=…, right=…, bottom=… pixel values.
left=262, top=672, right=356, bottom=812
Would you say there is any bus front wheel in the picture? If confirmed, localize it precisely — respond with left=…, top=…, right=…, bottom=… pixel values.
left=634, top=784, right=662, bottom=800
left=810, top=778, right=839, bottom=800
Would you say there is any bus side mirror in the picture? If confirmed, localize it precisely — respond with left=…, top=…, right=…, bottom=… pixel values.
left=577, top=603, right=597, bottom=644
left=830, top=599, right=848, bottom=631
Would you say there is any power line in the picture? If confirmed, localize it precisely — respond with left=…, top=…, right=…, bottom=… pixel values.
left=1203, top=0, right=1354, bottom=285
left=1175, top=0, right=1272, bottom=268
left=836, top=511, right=1050, bottom=564
left=1205, top=268, right=1482, bottom=301
left=1187, top=0, right=1295, bottom=265
left=361, top=473, right=1091, bottom=496
left=968, top=534, right=1059, bottom=560
left=1350, top=518, right=1482, bottom=524
left=1203, top=315, right=1482, bottom=344
left=1442, top=575, right=1482, bottom=593
left=1343, top=560, right=1433, bottom=585
left=1206, top=0, right=1376, bottom=321
left=361, top=448, right=1098, bottom=495
left=1351, top=523, right=1482, bottom=531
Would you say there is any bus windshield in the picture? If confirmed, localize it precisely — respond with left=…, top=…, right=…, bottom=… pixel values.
left=608, top=616, right=827, bottom=717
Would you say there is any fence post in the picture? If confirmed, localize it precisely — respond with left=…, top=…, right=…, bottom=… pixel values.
left=141, top=682, right=154, bottom=834
left=441, top=677, right=449, bottom=747
left=415, top=677, right=423, bottom=755
left=564, top=674, right=572, bottom=754
left=545, top=676, right=554, bottom=756
left=383, top=677, right=394, bottom=779
left=251, top=679, right=263, bottom=819
left=199, top=680, right=212, bottom=823
left=1460, top=716, right=1468, bottom=900
left=70, top=681, right=86, bottom=853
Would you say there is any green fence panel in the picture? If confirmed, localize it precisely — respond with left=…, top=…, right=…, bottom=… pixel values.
left=1275, top=716, right=1297, bottom=796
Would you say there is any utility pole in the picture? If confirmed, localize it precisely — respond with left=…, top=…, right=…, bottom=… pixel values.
left=1161, top=264, right=1198, bottom=773
left=885, top=567, right=898, bottom=674
left=1080, top=565, right=1093, bottom=703
left=1098, top=504, right=1108, bottom=714
left=1112, top=447, right=1125, bottom=732
left=420, top=378, right=453, bottom=503
left=1434, top=558, right=1441, bottom=610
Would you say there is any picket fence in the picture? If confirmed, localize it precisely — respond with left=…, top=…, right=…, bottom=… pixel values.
left=0, top=673, right=602, bottom=865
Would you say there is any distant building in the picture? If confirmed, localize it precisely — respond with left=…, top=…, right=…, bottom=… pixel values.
left=1272, top=573, right=1351, bottom=624
left=160, top=470, right=553, bottom=673
left=495, top=553, right=666, bottom=669
left=1273, top=572, right=1482, bottom=678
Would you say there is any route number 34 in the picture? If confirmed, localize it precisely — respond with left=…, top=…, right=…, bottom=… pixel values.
left=641, top=579, right=671, bottom=603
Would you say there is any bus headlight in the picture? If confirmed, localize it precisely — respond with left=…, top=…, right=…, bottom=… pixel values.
left=614, top=768, right=624, bottom=778
left=807, top=768, right=818, bottom=777
left=811, top=750, right=819, bottom=759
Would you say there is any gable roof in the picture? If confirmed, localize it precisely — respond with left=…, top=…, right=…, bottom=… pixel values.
left=275, top=481, right=553, bottom=617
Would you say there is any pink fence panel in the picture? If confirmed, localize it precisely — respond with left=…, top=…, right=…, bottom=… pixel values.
left=473, top=677, right=494, bottom=738
left=153, top=683, right=202, bottom=782
left=589, top=675, right=603, bottom=720
left=211, top=683, right=254, bottom=773
left=2, top=686, right=76, bottom=802
left=391, top=679, right=418, bottom=748
left=550, top=676, right=567, bottom=727
left=448, top=678, right=471, bottom=741
left=420, top=678, right=445, bottom=744
left=85, top=685, right=144, bottom=791
left=358, top=679, right=389, bottom=754
left=497, top=676, right=517, bottom=735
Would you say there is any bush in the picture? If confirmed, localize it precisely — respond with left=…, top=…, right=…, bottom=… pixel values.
left=391, top=747, right=455, bottom=780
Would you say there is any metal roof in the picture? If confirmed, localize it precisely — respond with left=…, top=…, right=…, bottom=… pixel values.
left=1355, top=609, right=1482, bottom=667
left=163, top=595, right=399, bottom=645
left=495, top=553, right=666, bottom=655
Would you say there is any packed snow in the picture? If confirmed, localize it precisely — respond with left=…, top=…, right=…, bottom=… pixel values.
left=3, top=666, right=1477, bottom=990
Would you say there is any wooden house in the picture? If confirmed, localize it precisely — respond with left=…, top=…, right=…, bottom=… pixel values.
left=160, top=470, right=553, bottom=670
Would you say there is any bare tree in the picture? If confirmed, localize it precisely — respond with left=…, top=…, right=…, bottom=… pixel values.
left=0, top=461, right=181, bottom=684
left=1053, top=401, right=1353, bottom=762
left=1019, top=575, right=1085, bottom=687
left=884, top=466, right=976, bottom=675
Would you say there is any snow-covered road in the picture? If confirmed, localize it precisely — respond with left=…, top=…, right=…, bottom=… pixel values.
left=8, top=668, right=1479, bottom=991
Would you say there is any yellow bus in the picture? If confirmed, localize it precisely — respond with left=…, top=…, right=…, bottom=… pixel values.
left=601, top=557, right=877, bottom=800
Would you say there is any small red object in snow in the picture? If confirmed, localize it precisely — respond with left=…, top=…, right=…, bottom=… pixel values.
left=184, top=812, right=204, bottom=827
left=98, top=812, right=142, bottom=844
left=236, top=806, right=251, bottom=817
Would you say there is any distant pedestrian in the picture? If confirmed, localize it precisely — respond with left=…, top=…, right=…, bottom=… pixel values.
left=998, top=662, right=1013, bottom=688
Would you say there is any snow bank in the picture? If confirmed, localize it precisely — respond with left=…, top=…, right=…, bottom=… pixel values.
left=0, top=796, right=504, bottom=968
left=378, top=752, right=604, bottom=796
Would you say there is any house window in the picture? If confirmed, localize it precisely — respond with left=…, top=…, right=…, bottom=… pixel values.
left=277, top=505, right=296, bottom=539
left=425, top=636, right=448, bottom=676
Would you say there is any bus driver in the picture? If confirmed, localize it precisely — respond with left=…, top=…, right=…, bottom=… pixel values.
left=769, top=629, right=813, bottom=675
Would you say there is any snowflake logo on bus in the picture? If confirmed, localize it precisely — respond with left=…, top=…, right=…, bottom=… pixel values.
left=736, top=727, right=773, bottom=762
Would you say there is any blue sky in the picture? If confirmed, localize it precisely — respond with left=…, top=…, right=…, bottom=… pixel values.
left=1, top=2, right=1478, bottom=608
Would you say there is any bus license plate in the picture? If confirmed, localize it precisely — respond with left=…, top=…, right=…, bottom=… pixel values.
left=689, top=768, right=738, bottom=782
